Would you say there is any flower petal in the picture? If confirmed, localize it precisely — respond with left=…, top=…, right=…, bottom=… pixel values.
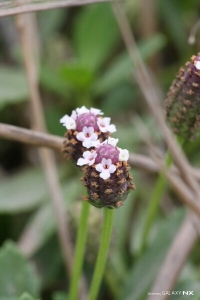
left=119, top=148, right=129, bottom=161
left=108, top=164, right=116, bottom=173
left=96, top=163, right=103, bottom=172
left=83, top=140, right=93, bottom=148
left=108, top=124, right=116, bottom=133
left=77, top=158, right=87, bottom=166
left=71, top=110, right=77, bottom=120
left=90, top=108, right=104, bottom=115
left=108, top=137, right=119, bottom=146
left=76, top=106, right=89, bottom=115
left=60, top=115, right=69, bottom=124
left=76, top=132, right=85, bottom=141
left=99, top=171, right=110, bottom=180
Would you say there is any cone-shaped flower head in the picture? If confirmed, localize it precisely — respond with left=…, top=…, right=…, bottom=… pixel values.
left=165, top=54, right=200, bottom=140
left=77, top=138, right=135, bottom=208
left=60, top=106, right=116, bottom=162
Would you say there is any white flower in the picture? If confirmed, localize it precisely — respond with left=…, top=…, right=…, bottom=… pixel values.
left=60, top=115, right=76, bottom=130
left=90, top=108, right=104, bottom=115
left=77, top=151, right=97, bottom=166
left=95, top=158, right=116, bottom=180
left=118, top=148, right=129, bottom=161
left=76, top=126, right=98, bottom=148
left=97, top=117, right=116, bottom=133
left=195, top=61, right=200, bottom=70
left=76, top=106, right=89, bottom=115
left=71, top=110, right=77, bottom=120
left=107, top=137, right=119, bottom=147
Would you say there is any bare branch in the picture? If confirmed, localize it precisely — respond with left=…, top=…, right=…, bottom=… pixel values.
left=0, top=0, right=120, bottom=17
left=147, top=212, right=199, bottom=300
left=15, top=10, right=76, bottom=282
left=0, top=122, right=63, bottom=150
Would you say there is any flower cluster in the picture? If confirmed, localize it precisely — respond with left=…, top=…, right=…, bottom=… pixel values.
left=77, top=138, right=135, bottom=208
left=165, top=54, right=200, bottom=140
left=60, top=106, right=135, bottom=208
left=60, top=106, right=116, bottom=161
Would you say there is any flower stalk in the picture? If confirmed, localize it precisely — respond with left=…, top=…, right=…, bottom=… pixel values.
left=88, top=208, right=115, bottom=300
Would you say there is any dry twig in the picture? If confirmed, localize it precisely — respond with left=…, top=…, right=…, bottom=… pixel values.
left=15, top=10, right=75, bottom=280
left=111, top=2, right=200, bottom=298
left=0, top=0, right=119, bottom=17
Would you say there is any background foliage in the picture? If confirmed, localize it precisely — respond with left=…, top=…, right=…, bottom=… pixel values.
left=0, top=0, right=200, bottom=299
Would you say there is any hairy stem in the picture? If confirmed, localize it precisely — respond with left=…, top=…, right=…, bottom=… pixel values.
left=69, top=197, right=90, bottom=300
left=139, top=151, right=172, bottom=253
left=88, top=208, right=114, bottom=300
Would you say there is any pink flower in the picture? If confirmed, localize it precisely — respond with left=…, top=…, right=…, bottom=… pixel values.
left=77, top=151, right=97, bottom=166
left=97, top=117, right=116, bottom=133
left=95, top=158, right=116, bottom=180
left=76, top=126, right=98, bottom=148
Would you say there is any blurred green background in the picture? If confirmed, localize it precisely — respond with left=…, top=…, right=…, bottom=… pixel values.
left=0, top=0, right=200, bottom=299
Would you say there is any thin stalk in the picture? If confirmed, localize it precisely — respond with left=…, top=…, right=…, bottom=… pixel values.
left=88, top=208, right=115, bottom=300
left=69, top=197, right=90, bottom=300
left=139, top=138, right=185, bottom=254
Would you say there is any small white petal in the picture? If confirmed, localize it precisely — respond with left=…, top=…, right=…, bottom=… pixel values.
left=196, top=61, right=200, bottom=70
left=61, top=115, right=76, bottom=130
left=76, top=132, right=85, bottom=141
left=71, top=110, right=77, bottom=120
left=108, top=164, right=116, bottom=173
left=77, top=158, right=87, bottom=166
left=119, top=149, right=129, bottom=161
left=90, top=133, right=98, bottom=141
left=83, top=140, right=93, bottom=148
left=76, top=106, right=89, bottom=115
left=90, top=108, right=104, bottom=115
left=91, top=140, right=101, bottom=147
left=108, top=137, right=119, bottom=147
left=100, top=171, right=110, bottom=180
left=108, top=124, right=116, bottom=133
left=82, top=126, right=94, bottom=134
left=96, top=163, right=103, bottom=172
left=60, top=115, right=69, bottom=124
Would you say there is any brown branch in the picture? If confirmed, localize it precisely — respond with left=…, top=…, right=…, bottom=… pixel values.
left=15, top=11, right=76, bottom=283
left=0, top=122, right=63, bottom=150
left=111, top=2, right=200, bottom=196
left=1, top=122, right=200, bottom=180
left=148, top=212, right=200, bottom=300
left=0, top=0, right=120, bottom=17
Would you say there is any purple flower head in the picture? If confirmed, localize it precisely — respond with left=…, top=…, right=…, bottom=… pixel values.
left=78, top=138, right=134, bottom=208
left=165, top=54, right=200, bottom=140
left=60, top=107, right=116, bottom=162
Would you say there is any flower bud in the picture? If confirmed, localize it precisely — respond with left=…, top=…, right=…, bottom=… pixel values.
left=165, top=54, right=200, bottom=140
left=77, top=139, right=135, bottom=208
left=60, top=106, right=116, bottom=162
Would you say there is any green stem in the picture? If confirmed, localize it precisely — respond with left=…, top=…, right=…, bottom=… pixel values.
left=69, top=196, right=90, bottom=300
left=139, top=137, right=185, bottom=254
left=139, top=151, right=172, bottom=254
left=88, top=208, right=115, bottom=300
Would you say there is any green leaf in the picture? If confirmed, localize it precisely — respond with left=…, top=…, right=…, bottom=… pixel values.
left=0, top=68, right=28, bottom=109
left=93, top=34, right=167, bottom=95
left=0, top=168, right=47, bottom=214
left=53, top=292, right=68, bottom=300
left=117, top=209, right=186, bottom=300
left=18, top=178, right=83, bottom=256
left=40, top=65, right=71, bottom=98
left=73, top=3, right=119, bottom=72
left=0, top=241, right=40, bottom=300
left=19, top=292, right=39, bottom=300
left=59, top=62, right=94, bottom=90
